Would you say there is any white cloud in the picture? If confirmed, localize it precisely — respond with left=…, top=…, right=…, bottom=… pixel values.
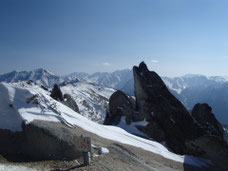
left=151, top=59, right=159, bottom=63
left=102, top=62, right=111, bottom=66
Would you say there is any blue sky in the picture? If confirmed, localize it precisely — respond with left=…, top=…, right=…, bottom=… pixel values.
left=0, top=0, right=228, bottom=76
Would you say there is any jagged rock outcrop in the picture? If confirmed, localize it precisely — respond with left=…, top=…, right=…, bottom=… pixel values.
left=104, top=89, right=166, bottom=141
left=51, top=84, right=64, bottom=101
left=192, top=103, right=224, bottom=138
left=50, top=84, right=80, bottom=113
left=104, top=90, right=137, bottom=125
left=63, top=94, right=80, bottom=113
left=104, top=62, right=228, bottom=169
left=133, top=62, right=206, bottom=154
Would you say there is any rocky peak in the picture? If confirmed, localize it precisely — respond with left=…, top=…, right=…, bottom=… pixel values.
left=192, top=103, right=224, bottom=138
left=133, top=61, right=187, bottom=120
left=104, top=90, right=136, bottom=125
left=50, top=84, right=80, bottom=113
left=51, top=84, right=64, bottom=101
left=138, top=61, right=149, bottom=73
left=105, top=62, right=228, bottom=169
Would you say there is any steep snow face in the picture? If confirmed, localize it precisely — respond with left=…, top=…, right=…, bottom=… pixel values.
left=0, top=82, right=211, bottom=168
left=0, top=69, right=63, bottom=88
left=60, top=81, right=115, bottom=123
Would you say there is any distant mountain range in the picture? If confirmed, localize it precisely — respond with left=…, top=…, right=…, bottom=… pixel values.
left=1, top=68, right=228, bottom=124
left=66, top=69, right=132, bottom=90
left=0, top=68, right=63, bottom=88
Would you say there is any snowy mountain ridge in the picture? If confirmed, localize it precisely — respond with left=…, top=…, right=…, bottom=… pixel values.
left=1, top=68, right=227, bottom=90
left=1, top=68, right=228, bottom=124
left=0, top=81, right=211, bottom=168
left=0, top=68, right=63, bottom=88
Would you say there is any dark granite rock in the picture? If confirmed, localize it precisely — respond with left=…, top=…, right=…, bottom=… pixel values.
left=192, top=103, right=224, bottom=138
left=104, top=61, right=228, bottom=169
left=104, top=90, right=137, bottom=125
left=135, top=120, right=165, bottom=142
left=186, top=136, right=228, bottom=170
left=50, top=84, right=80, bottom=113
left=50, top=84, right=64, bottom=101
left=41, top=85, right=48, bottom=91
left=63, top=94, right=80, bottom=113
left=133, top=62, right=205, bottom=154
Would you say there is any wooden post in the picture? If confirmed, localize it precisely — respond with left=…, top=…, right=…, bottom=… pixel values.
left=75, top=136, right=91, bottom=166
left=83, top=152, right=91, bottom=166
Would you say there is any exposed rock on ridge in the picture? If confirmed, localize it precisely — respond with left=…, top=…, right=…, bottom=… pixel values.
left=133, top=62, right=206, bottom=154
left=192, top=103, right=224, bottom=139
left=51, top=84, right=80, bottom=113
left=104, top=62, right=228, bottom=170
left=104, top=90, right=137, bottom=125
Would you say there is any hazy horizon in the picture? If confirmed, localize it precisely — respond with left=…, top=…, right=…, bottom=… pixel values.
left=1, top=65, right=228, bottom=78
left=1, top=0, right=228, bottom=77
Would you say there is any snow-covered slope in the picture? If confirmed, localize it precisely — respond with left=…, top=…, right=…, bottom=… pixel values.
left=0, top=68, right=63, bottom=88
left=2, top=68, right=228, bottom=124
left=0, top=82, right=211, bottom=168
left=60, top=81, right=115, bottom=123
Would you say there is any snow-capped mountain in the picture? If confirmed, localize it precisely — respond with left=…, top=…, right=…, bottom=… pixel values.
left=162, top=75, right=228, bottom=124
left=85, top=69, right=132, bottom=89
left=163, top=74, right=228, bottom=93
left=0, top=68, right=63, bottom=88
left=0, top=69, right=133, bottom=90
left=67, top=72, right=89, bottom=78
left=66, top=69, right=133, bottom=89
left=63, top=72, right=90, bottom=81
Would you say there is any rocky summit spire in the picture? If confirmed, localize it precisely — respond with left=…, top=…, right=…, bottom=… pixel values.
left=133, top=62, right=206, bottom=153
left=133, top=61, right=187, bottom=119
left=105, top=62, right=228, bottom=169
left=138, top=61, right=149, bottom=73
left=50, top=84, right=64, bottom=101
